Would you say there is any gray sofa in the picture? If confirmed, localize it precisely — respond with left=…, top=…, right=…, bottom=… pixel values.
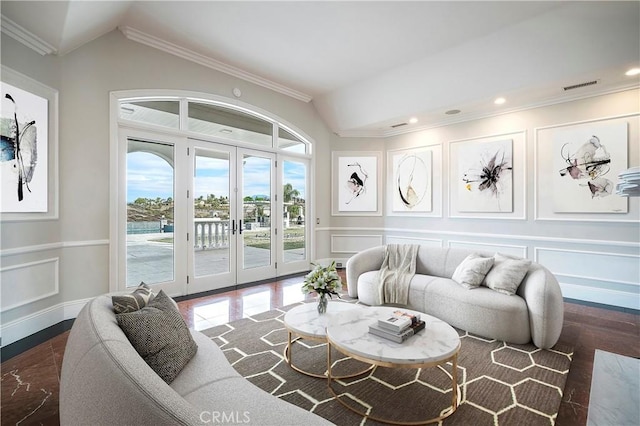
left=60, top=294, right=332, bottom=426
left=346, top=246, right=564, bottom=349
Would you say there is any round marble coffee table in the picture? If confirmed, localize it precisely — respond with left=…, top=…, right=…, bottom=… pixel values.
left=283, top=301, right=372, bottom=379
left=326, top=306, right=461, bottom=425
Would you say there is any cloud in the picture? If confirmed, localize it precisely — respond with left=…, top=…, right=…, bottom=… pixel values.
left=127, top=152, right=174, bottom=201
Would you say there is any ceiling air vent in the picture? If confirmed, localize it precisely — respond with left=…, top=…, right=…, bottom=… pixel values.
left=391, top=122, right=408, bottom=128
left=563, top=80, right=599, bottom=91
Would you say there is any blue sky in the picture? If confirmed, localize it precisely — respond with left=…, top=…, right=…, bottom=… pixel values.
left=127, top=152, right=174, bottom=202
left=127, top=152, right=306, bottom=202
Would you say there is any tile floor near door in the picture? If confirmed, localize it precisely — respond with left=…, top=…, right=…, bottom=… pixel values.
left=1, top=273, right=638, bottom=425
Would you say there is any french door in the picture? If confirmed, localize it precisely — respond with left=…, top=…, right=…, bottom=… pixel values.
left=188, top=141, right=277, bottom=293
left=121, top=129, right=308, bottom=296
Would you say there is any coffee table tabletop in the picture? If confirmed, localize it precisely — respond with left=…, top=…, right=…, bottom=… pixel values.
left=283, top=301, right=370, bottom=379
left=326, top=305, right=460, bottom=366
left=283, top=300, right=365, bottom=340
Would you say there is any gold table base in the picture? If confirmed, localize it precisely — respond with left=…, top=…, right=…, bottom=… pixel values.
left=326, top=340, right=460, bottom=425
left=284, top=331, right=374, bottom=379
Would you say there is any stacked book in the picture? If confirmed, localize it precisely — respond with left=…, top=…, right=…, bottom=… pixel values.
left=616, top=167, right=640, bottom=197
left=368, top=310, right=426, bottom=343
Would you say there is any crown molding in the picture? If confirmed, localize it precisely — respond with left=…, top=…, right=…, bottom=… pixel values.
left=119, top=26, right=313, bottom=103
left=1, top=15, right=57, bottom=56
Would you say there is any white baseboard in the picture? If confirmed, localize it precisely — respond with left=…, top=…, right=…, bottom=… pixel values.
left=1, top=297, right=91, bottom=347
left=560, top=283, right=640, bottom=311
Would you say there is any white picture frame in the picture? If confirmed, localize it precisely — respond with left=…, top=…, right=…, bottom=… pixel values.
left=331, top=151, right=382, bottom=216
left=448, top=131, right=526, bottom=220
left=387, top=146, right=435, bottom=216
left=535, top=114, right=639, bottom=222
left=0, top=66, right=58, bottom=221
left=553, top=121, right=627, bottom=213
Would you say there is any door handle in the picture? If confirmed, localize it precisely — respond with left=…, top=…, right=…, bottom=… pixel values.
left=231, top=219, right=236, bottom=235
left=239, top=220, right=243, bottom=234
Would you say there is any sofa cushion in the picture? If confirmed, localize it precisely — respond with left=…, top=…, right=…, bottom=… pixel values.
left=406, top=274, right=531, bottom=344
left=112, top=282, right=155, bottom=314
left=484, top=254, right=532, bottom=295
left=451, top=254, right=495, bottom=289
left=116, top=291, right=197, bottom=384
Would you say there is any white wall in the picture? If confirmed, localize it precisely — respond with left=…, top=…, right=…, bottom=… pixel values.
left=0, top=30, right=336, bottom=346
left=327, top=90, right=640, bottom=310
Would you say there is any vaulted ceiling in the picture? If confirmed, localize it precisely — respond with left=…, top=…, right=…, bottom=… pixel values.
left=2, top=1, right=639, bottom=137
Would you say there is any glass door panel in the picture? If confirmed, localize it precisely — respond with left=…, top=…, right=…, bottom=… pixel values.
left=282, top=160, right=306, bottom=263
left=237, top=149, right=276, bottom=283
left=126, top=139, right=175, bottom=287
left=189, top=143, right=236, bottom=293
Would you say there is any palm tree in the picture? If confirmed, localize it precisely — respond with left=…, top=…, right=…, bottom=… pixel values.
left=283, top=183, right=300, bottom=203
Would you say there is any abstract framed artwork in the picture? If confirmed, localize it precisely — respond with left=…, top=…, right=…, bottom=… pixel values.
left=552, top=121, right=627, bottom=213
left=1, top=66, right=58, bottom=221
left=535, top=114, right=639, bottom=222
left=449, top=131, right=526, bottom=220
left=387, top=147, right=432, bottom=215
left=331, top=151, right=382, bottom=216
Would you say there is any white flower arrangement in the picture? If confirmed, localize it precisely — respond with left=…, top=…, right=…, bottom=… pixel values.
left=301, top=261, right=342, bottom=298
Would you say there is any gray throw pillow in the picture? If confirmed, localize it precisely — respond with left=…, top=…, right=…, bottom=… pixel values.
left=112, top=282, right=155, bottom=314
left=452, top=254, right=495, bottom=289
left=116, top=290, right=197, bottom=384
left=483, top=254, right=532, bottom=295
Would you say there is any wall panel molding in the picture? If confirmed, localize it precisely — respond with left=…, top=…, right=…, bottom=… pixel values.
left=330, top=234, right=383, bottom=254
left=386, top=235, right=442, bottom=248
left=1, top=258, right=59, bottom=312
left=0, top=239, right=110, bottom=257
left=535, top=247, right=640, bottom=285
left=319, top=227, right=639, bottom=249
left=448, top=241, right=527, bottom=258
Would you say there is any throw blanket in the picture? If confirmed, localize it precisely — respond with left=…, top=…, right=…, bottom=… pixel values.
left=378, top=244, right=419, bottom=305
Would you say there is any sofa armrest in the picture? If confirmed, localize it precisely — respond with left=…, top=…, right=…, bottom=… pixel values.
left=346, top=245, right=386, bottom=298
left=518, top=265, right=564, bottom=349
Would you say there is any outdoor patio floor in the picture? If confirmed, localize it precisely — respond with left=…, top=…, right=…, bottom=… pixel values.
left=126, top=232, right=305, bottom=285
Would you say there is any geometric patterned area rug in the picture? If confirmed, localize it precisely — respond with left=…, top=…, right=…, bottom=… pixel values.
left=202, top=302, right=573, bottom=425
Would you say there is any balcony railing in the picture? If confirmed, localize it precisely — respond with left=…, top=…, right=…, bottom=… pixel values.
left=194, top=218, right=230, bottom=249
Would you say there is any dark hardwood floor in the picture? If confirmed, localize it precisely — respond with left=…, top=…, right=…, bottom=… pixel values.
left=1, top=273, right=638, bottom=425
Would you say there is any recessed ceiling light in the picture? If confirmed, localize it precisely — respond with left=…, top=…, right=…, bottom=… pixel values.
left=494, top=97, right=506, bottom=105
left=625, top=68, right=640, bottom=76
left=445, top=109, right=461, bottom=115
left=409, top=117, right=418, bottom=124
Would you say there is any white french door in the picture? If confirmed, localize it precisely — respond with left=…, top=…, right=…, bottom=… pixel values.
left=121, top=130, right=309, bottom=296
left=187, top=142, right=237, bottom=293
left=120, top=129, right=188, bottom=297
left=188, top=141, right=277, bottom=292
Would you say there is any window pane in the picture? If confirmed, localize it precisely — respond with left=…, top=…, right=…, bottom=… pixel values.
left=193, top=148, right=231, bottom=277
left=188, top=102, right=273, bottom=147
left=278, top=128, right=307, bottom=154
left=120, top=101, right=179, bottom=128
left=242, top=154, right=271, bottom=269
left=283, top=160, right=306, bottom=263
left=126, top=139, right=175, bottom=286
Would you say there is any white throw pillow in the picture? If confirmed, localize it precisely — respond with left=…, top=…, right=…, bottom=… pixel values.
left=452, top=254, right=495, bottom=289
left=483, top=254, right=532, bottom=295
